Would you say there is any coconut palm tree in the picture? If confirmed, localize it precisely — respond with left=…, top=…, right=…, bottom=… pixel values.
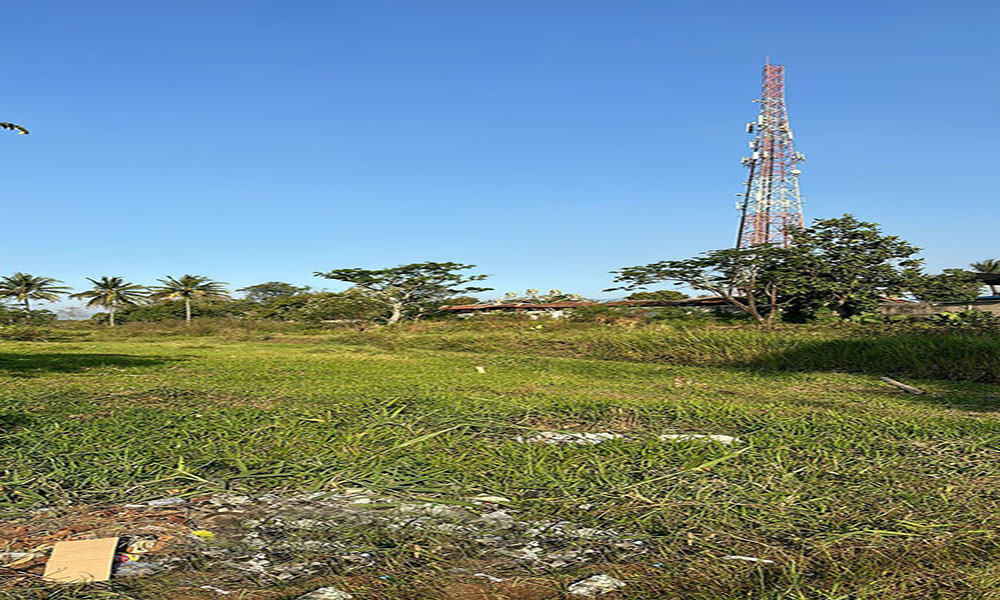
left=0, top=272, right=70, bottom=311
left=70, top=276, right=147, bottom=326
left=970, top=259, right=1000, bottom=295
left=149, top=275, right=229, bottom=322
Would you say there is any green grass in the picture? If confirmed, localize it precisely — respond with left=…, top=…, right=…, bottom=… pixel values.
left=2, top=322, right=999, bottom=599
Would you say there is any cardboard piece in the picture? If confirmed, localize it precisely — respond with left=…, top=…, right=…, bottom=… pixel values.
left=43, top=537, right=119, bottom=583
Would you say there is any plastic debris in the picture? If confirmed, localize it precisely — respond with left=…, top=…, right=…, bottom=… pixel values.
left=475, top=366, right=486, bottom=373
left=567, top=574, right=627, bottom=596
left=114, top=561, right=164, bottom=577
left=468, top=494, right=512, bottom=504
left=473, top=572, right=505, bottom=583
left=517, top=431, right=623, bottom=445
left=0, top=551, right=37, bottom=566
left=295, top=587, right=354, bottom=600
left=191, top=529, right=216, bottom=540
left=200, top=586, right=233, bottom=595
left=146, top=497, right=186, bottom=507
left=722, top=555, right=775, bottom=564
left=660, top=434, right=741, bottom=445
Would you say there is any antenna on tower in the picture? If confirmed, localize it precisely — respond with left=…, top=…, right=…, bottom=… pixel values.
left=735, top=62, right=804, bottom=248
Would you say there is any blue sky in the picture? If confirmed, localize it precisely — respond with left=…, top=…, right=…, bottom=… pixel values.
left=2, top=0, right=998, bottom=310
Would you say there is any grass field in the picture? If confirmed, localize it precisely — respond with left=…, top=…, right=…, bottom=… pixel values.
left=2, top=322, right=999, bottom=599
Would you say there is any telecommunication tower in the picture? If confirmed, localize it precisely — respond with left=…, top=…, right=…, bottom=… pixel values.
left=736, top=61, right=805, bottom=247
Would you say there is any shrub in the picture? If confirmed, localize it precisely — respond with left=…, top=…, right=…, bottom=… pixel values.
left=0, top=306, right=57, bottom=326
left=0, top=325, right=52, bottom=340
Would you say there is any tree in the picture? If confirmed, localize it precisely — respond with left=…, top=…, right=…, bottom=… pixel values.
left=0, top=273, right=70, bottom=311
left=609, top=244, right=791, bottom=325
left=314, top=262, right=492, bottom=324
left=149, top=275, right=229, bottom=322
left=970, top=259, right=1000, bottom=295
left=609, top=215, right=925, bottom=323
left=912, top=269, right=983, bottom=303
left=625, top=290, right=689, bottom=302
left=69, top=276, right=147, bottom=326
left=237, top=281, right=310, bottom=302
left=780, top=215, right=924, bottom=318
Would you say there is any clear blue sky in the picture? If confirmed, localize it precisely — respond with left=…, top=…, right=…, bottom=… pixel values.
left=3, top=0, right=998, bottom=309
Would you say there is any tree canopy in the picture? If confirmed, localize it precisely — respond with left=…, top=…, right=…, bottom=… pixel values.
left=970, top=259, right=1000, bottom=295
left=70, top=276, right=147, bottom=326
left=609, top=244, right=791, bottom=325
left=315, top=262, right=491, bottom=324
left=0, top=273, right=70, bottom=311
left=149, top=275, right=230, bottom=322
left=610, top=215, right=926, bottom=323
left=912, top=269, right=983, bottom=304
left=237, top=281, right=311, bottom=302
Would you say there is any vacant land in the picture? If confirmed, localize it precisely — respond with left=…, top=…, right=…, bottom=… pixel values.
left=1, top=322, right=998, bottom=599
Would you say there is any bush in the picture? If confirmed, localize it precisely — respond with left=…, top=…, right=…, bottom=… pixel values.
left=926, top=309, right=1000, bottom=331
left=0, top=325, right=52, bottom=341
left=110, top=299, right=252, bottom=323
left=0, top=307, right=57, bottom=326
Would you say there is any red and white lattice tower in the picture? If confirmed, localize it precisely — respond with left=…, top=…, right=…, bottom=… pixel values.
left=736, top=61, right=805, bottom=247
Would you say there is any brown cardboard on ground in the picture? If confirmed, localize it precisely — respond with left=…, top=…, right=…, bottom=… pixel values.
left=42, top=537, right=119, bottom=583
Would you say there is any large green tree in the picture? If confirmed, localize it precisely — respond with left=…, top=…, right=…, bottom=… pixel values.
left=237, top=281, right=310, bottom=302
left=780, top=215, right=923, bottom=318
left=315, top=262, right=492, bottom=324
left=0, top=273, right=70, bottom=311
left=609, top=244, right=791, bottom=325
left=913, top=269, right=983, bottom=303
left=149, top=275, right=229, bottom=322
left=970, top=259, right=1000, bottom=295
left=70, top=276, right=147, bottom=326
left=610, top=215, right=925, bottom=323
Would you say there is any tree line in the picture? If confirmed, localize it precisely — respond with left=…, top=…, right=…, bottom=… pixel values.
left=1, top=216, right=996, bottom=327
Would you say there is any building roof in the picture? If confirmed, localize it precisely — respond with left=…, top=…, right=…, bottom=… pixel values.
left=438, top=296, right=727, bottom=312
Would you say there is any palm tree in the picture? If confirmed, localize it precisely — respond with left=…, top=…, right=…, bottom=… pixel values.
left=149, top=275, right=229, bottom=322
left=0, top=122, right=29, bottom=135
left=0, top=272, right=70, bottom=311
left=970, top=259, right=1000, bottom=295
left=70, top=276, right=147, bottom=326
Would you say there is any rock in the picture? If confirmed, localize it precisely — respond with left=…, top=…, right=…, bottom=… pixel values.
left=478, top=509, right=517, bottom=529
left=295, top=587, right=354, bottom=600
left=660, top=434, right=741, bottom=445
left=567, top=574, right=626, bottom=596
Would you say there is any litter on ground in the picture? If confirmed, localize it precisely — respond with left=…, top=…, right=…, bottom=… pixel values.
left=722, top=555, right=775, bottom=564
left=295, top=587, right=354, bottom=600
left=516, top=431, right=623, bottom=444
left=567, top=574, right=627, bottom=596
left=660, top=434, right=742, bottom=445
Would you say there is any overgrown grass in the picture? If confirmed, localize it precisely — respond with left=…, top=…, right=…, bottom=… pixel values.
left=3, top=322, right=999, bottom=599
left=288, top=320, right=1000, bottom=383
